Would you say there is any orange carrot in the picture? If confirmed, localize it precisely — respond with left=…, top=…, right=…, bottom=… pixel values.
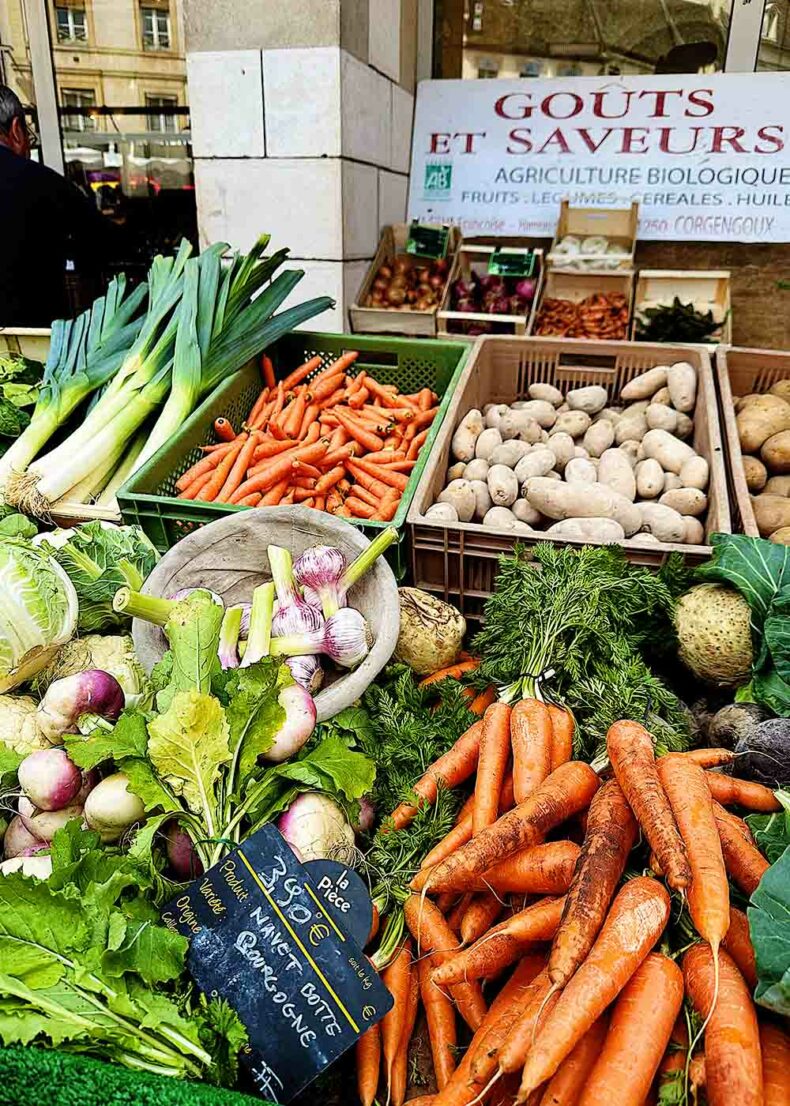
left=517, top=877, right=671, bottom=1098
left=411, top=761, right=600, bottom=894
left=230, top=440, right=328, bottom=501
left=549, top=779, right=637, bottom=990
left=200, top=437, right=246, bottom=502
left=180, top=471, right=213, bottom=501
left=216, top=431, right=260, bottom=502
left=381, top=942, right=412, bottom=1093
left=347, top=462, right=391, bottom=499
left=236, top=493, right=262, bottom=507
left=356, top=1022, right=381, bottom=1106
left=681, top=748, right=736, bottom=768
left=433, top=897, right=565, bottom=987
left=659, top=755, right=729, bottom=954
left=460, top=891, right=504, bottom=947
left=345, top=496, right=376, bottom=518
left=760, top=1020, right=790, bottom=1106
left=298, top=402, right=320, bottom=439
left=261, top=477, right=290, bottom=506
left=351, top=456, right=409, bottom=491
left=389, top=720, right=483, bottom=830
left=705, top=771, right=781, bottom=812
left=539, top=1015, right=609, bottom=1106
left=419, top=659, right=480, bottom=687
left=723, top=906, right=758, bottom=990
left=510, top=698, right=553, bottom=805
left=713, top=801, right=769, bottom=895
left=419, top=954, right=457, bottom=1091
left=251, top=438, right=299, bottom=462
left=496, top=968, right=562, bottom=1076
left=248, top=385, right=270, bottom=425
left=578, top=953, right=684, bottom=1106
left=311, top=371, right=347, bottom=404
left=474, top=703, right=512, bottom=834
left=261, top=354, right=276, bottom=389
left=446, top=894, right=471, bottom=937
left=683, top=944, right=763, bottom=1106
left=407, top=429, right=429, bottom=460
left=280, top=355, right=322, bottom=392
left=547, top=705, right=575, bottom=771
left=175, top=443, right=232, bottom=490
left=470, top=686, right=497, bottom=715
left=213, top=416, right=235, bottom=441
left=606, top=720, right=691, bottom=892
left=469, top=840, right=580, bottom=895
left=421, top=814, right=474, bottom=871
left=283, top=391, right=308, bottom=440
left=313, top=350, right=359, bottom=382
left=390, top=957, right=420, bottom=1106
left=335, top=408, right=385, bottom=452
left=404, top=407, right=438, bottom=440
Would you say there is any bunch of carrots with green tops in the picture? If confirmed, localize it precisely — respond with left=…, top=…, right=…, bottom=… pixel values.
left=355, top=693, right=788, bottom=1106
left=175, top=351, right=439, bottom=517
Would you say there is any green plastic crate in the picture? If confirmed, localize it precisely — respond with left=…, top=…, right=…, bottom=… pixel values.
left=117, top=331, right=469, bottom=575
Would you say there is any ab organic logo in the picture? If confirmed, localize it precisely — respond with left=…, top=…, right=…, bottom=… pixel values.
left=424, top=162, right=453, bottom=196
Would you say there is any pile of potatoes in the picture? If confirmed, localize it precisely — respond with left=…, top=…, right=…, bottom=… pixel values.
left=425, top=361, right=711, bottom=546
left=733, top=381, right=790, bottom=544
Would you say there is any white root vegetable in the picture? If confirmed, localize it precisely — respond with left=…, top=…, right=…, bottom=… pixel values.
left=659, top=487, right=708, bottom=517
left=546, top=432, right=576, bottom=471
left=527, top=383, right=564, bottom=407
left=0, top=855, right=52, bottom=879
left=21, top=803, right=84, bottom=843
left=621, top=366, right=669, bottom=401
left=683, top=516, right=705, bottom=544
left=621, top=400, right=651, bottom=419
left=597, top=448, right=636, bottom=501
left=83, top=772, right=145, bottom=843
left=618, top=441, right=640, bottom=466
left=469, top=479, right=492, bottom=520
left=638, top=502, right=686, bottom=542
left=574, top=446, right=590, bottom=459
left=474, top=427, right=502, bottom=461
left=509, top=400, right=557, bottom=428
left=675, top=412, right=694, bottom=440
left=490, top=440, right=532, bottom=468
left=667, top=361, right=697, bottom=412
left=463, top=458, right=490, bottom=482
left=487, top=464, right=519, bottom=506
left=564, top=458, right=597, bottom=484
left=483, top=506, right=519, bottom=529
left=550, top=411, right=591, bottom=439
left=514, top=447, right=556, bottom=484
left=485, top=404, right=511, bottom=429
left=679, top=456, right=709, bottom=490
left=447, top=462, right=466, bottom=481
left=451, top=410, right=483, bottom=461
left=524, top=478, right=641, bottom=535
left=394, top=588, right=465, bottom=675
left=425, top=503, right=458, bottom=522
left=545, top=518, right=625, bottom=542
left=566, top=385, right=608, bottom=414
left=512, top=499, right=542, bottom=526
left=645, top=404, right=678, bottom=433
left=614, top=414, right=648, bottom=445
left=663, top=473, right=682, bottom=492
left=3, top=815, right=44, bottom=858
left=583, top=420, right=614, bottom=457
left=652, top=386, right=671, bottom=405
left=499, top=410, right=543, bottom=442
left=635, top=459, right=665, bottom=499
left=641, top=428, right=697, bottom=474
left=438, top=479, right=476, bottom=522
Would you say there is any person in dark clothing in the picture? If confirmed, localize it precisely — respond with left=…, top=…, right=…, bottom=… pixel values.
left=0, top=85, right=105, bottom=326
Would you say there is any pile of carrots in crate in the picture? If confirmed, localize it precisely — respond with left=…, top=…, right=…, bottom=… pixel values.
left=359, top=700, right=787, bottom=1106
left=175, top=352, right=440, bottom=519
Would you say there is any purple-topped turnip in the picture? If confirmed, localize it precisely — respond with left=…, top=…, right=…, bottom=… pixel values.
left=37, top=670, right=125, bottom=745
left=18, top=747, right=82, bottom=811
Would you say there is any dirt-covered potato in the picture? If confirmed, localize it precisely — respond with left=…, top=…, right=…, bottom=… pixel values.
left=469, top=479, right=492, bottom=520
left=663, top=473, right=683, bottom=492
left=769, top=526, right=790, bottom=544
left=512, top=498, right=542, bottom=526
left=761, top=429, right=790, bottom=474
left=482, top=505, right=519, bottom=530
left=742, top=455, right=768, bottom=493
left=619, top=441, right=640, bottom=466
left=437, top=479, right=476, bottom=521
left=652, top=386, right=671, bottom=405
left=594, top=407, right=623, bottom=425
left=659, top=487, right=708, bottom=517
left=463, top=458, right=490, bottom=482
left=641, top=428, right=697, bottom=474
left=447, top=462, right=467, bottom=481
left=679, top=456, right=710, bottom=491
left=736, top=394, right=790, bottom=453
left=765, top=474, right=790, bottom=496
left=509, top=400, right=556, bottom=429
left=675, top=413, right=694, bottom=440
left=484, top=403, right=511, bottom=429
left=769, top=380, right=790, bottom=403
left=564, top=457, right=597, bottom=484
left=490, top=440, right=532, bottom=468
left=582, top=420, right=615, bottom=458
left=546, top=432, right=575, bottom=471
left=487, top=464, right=519, bottom=506
left=645, top=404, right=678, bottom=433
left=526, top=382, right=564, bottom=407
left=667, top=361, right=697, bottom=413
left=638, top=502, right=686, bottom=543
left=499, top=410, right=543, bottom=443
left=514, top=447, right=556, bottom=484
left=635, top=459, right=664, bottom=499
left=525, top=478, right=641, bottom=535
left=550, top=410, right=591, bottom=439
left=614, top=414, right=648, bottom=445
left=425, top=502, right=459, bottom=522
left=474, top=426, right=503, bottom=461
left=752, top=493, right=790, bottom=538
left=451, top=409, right=483, bottom=461
left=544, top=517, right=625, bottom=542
left=566, top=385, right=608, bottom=415
left=621, top=366, right=669, bottom=401
left=597, top=448, right=636, bottom=501
left=683, top=516, right=705, bottom=544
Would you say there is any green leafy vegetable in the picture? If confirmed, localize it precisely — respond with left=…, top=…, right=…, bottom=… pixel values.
left=747, top=790, right=790, bottom=864
left=0, top=355, right=42, bottom=458
left=635, top=297, right=725, bottom=343
left=748, top=845, right=790, bottom=1016
left=224, top=659, right=288, bottom=791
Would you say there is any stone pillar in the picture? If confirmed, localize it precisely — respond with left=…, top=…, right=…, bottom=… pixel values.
left=184, top=0, right=417, bottom=331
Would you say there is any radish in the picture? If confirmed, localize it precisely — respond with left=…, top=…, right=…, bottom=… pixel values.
left=18, top=747, right=82, bottom=811
left=4, top=814, right=45, bottom=858
left=37, top=670, right=125, bottom=745
left=84, top=772, right=145, bottom=842
left=20, top=803, right=83, bottom=842
left=265, top=684, right=317, bottom=763
left=165, top=822, right=203, bottom=879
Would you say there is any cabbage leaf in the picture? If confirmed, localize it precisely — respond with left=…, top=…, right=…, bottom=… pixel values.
left=748, top=845, right=790, bottom=1015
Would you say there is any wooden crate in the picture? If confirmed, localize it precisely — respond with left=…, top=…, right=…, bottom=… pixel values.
left=533, top=270, right=634, bottom=341
left=547, top=200, right=638, bottom=272
left=633, top=270, right=732, bottom=345
left=408, top=336, right=728, bottom=622
left=0, top=327, right=51, bottom=362
left=349, top=223, right=461, bottom=338
left=715, top=345, right=790, bottom=537
left=437, top=245, right=544, bottom=338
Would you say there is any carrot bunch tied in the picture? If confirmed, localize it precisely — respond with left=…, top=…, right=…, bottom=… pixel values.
left=175, top=350, right=440, bottom=516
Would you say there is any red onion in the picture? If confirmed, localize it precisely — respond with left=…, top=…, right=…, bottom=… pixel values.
left=515, top=278, right=537, bottom=301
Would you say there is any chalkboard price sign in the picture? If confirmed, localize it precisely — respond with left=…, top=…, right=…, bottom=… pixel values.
left=162, top=825, right=392, bottom=1103
left=303, top=859, right=373, bottom=949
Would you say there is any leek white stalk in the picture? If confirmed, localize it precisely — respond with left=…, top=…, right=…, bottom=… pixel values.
left=95, top=430, right=148, bottom=507
left=241, top=582, right=274, bottom=668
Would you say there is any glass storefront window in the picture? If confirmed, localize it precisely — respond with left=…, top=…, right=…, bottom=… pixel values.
left=758, top=0, right=790, bottom=68
left=0, top=0, right=40, bottom=151
left=434, top=0, right=735, bottom=79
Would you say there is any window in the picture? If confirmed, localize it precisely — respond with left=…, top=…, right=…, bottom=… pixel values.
left=477, top=58, right=499, bottom=78
left=145, top=93, right=178, bottom=133
left=61, top=87, right=96, bottom=132
left=758, top=1, right=790, bottom=69
left=55, top=6, right=87, bottom=43
left=141, top=5, right=171, bottom=50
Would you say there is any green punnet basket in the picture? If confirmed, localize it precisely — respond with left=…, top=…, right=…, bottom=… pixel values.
left=117, top=331, right=470, bottom=576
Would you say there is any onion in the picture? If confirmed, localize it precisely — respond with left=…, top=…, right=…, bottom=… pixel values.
left=387, top=287, right=406, bottom=306
left=515, top=278, right=537, bottom=301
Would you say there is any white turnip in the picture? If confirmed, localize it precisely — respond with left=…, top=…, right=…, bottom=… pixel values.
left=277, top=792, right=355, bottom=862
left=83, top=772, right=145, bottom=842
left=265, top=684, right=318, bottom=763
left=0, top=855, right=53, bottom=879
left=18, top=747, right=82, bottom=811
left=20, top=803, right=84, bottom=842
left=4, top=814, right=45, bottom=858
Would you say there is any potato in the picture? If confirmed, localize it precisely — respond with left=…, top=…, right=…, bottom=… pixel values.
left=425, top=502, right=458, bottom=522
left=667, top=361, right=697, bottom=413
left=638, top=502, right=686, bottom=543
left=469, top=479, right=492, bottom=520
left=675, top=413, right=693, bottom=440
left=525, top=478, right=641, bottom=535
left=659, top=487, right=708, bottom=517
left=564, top=458, right=597, bottom=484
left=483, top=505, right=519, bottom=530
left=546, top=432, right=575, bottom=471
left=597, top=448, right=636, bottom=501
left=475, top=426, right=503, bottom=461
left=632, top=532, right=660, bottom=544
left=451, top=409, right=483, bottom=461
left=574, top=446, right=590, bottom=459
left=619, top=441, right=640, bottom=466
left=526, top=382, right=564, bottom=407
left=447, top=462, right=466, bottom=481
left=621, top=366, right=669, bottom=401
left=635, top=458, right=664, bottom=499
left=463, top=458, right=490, bottom=482
left=683, top=516, right=705, bottom=545
left=769, top=380, right=790, bottom=403
left=742, top=455, right=768, bottom=493
left=636, top=443, right=647, bottom=461
left=736, top=394, right=790, bottom=452
left=679, top=456, right=710, bottom=491
left=761, top=429, right=790, bottom=474
left=509, top=400, right=557, bottom=429
left=734, top=393, right=763, bottom=412
left=646, top=404, right=678, bottom=433
left=512, top=498, right=542, bottom=527
left=499, top=410, right=543, bottom=443
left=484, top=403, right=511, bottom=429
left=550, top=411, right=591, bottom=439
left=583, top=420, right=615, bottom=458
left=594, top=407, right=622, bottom=425
left=515, top=447, right=556, bottom=484
left=490, top=440, right=532, bottom=468
left=765, top=474, right=790, bottom=496
left=641, top=428, right=697, bottom=474
left=752, top=493, right=790, bottom=538
left=663, top=473, right=682, bottom=492
left=540, top=428, right=550, bottom=443
left=487, top=464, right=519, bottom=507
left=769, top=526, right=790, bottom=545
left=557, top=403, right=570, bottom=413
left=652, top=386, right=671, bottom=405
left=545, top=518, right=625, bottom=542
left=437, top=479, right=476, bottom=521
left=566, top=385, right=608, bottom=415
left=545, top=470, right=562, bottom=482
left=614, top=415, right=648, bottom=445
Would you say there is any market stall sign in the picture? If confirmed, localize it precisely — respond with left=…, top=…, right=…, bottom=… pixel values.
left=303, top=859, right=373, bottom=948
left=408, top=72, right=790, bottom=243
left=162, top=825, right=391, bottom=1104
left=406, top=221, right=451, bottom=258
left=488, top=247, right=537, bottom=278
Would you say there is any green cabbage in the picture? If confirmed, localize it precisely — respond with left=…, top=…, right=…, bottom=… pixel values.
left=33, top=633, right=153, bottom=710
left=0, top=538, right=78, bottom=692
